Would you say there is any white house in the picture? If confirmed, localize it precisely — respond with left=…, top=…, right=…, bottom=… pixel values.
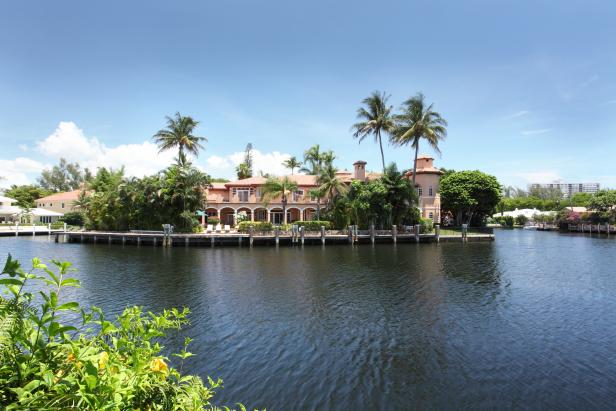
left=0, top=195, right=64, bottom=224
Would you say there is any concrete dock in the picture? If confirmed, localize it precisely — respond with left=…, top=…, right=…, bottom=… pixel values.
left=55, top=228, right=494, bottom=247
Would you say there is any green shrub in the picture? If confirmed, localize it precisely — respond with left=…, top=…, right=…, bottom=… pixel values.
left=193, top=224, right=204, bottom=233
left=0, top=255, right=249, bottom=410
left=206, top=216, right=220, bottom=225
left=515, top=215, right=528, bottom=226
left=295, top=221, right=331, bottom=231
left=59, top=211, right=85, bottom=226
left=420, top=218, right=434, bottom=234
left=494, top=215, right=514, bottom=227
left=236, top=221, right=273, bottom=232
left=50, top=221, right=65, bottom=229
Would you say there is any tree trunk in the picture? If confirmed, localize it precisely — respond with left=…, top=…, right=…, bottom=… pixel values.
left=412, top=143, right=419, bottom=187
left=282, top=197, right=287, bottom=225
left=316, top=197, right=321, bottom=220
left=378, top=130, right=386, bottom=171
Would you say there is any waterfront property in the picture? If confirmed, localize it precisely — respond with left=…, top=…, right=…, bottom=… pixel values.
left=36, top=189, right=81, bottom=213
left=405, top=155, right=443, bottom=221
left=205, top=155, right=444, bottom=225
left=0, top=195, right=64, bottom=224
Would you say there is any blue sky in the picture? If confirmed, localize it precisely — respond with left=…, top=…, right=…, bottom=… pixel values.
left=1, top=0, right=615, bottom=188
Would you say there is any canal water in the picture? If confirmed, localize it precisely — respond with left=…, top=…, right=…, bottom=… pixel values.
left=2, top=230, right=616, bottom=410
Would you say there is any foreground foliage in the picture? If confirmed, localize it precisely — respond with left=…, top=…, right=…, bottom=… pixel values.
left=0, top=255, right=249, bottom=410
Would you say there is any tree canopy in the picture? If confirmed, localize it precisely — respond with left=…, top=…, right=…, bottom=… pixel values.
left=38, top=158, right=90, bottom=192
left=440, top=170, right=502, bottom=225
left=3, top=185, right=53, bottom=208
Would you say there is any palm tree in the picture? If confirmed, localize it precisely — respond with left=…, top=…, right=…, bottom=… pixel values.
left=308, top=187, right=325, bottom=220
left=300, top=144, right=322, bottom=175
left=283, top=156, right=302, bottom=175
left=318, top=163, right=348, bottom=210
left=261, top=176, right=298, bottom=225
left=392, top=93, right=447, bottom=187
left=352, top=91, right=395, bottom=171
left=236, top=162, right=251, bottom=179
left=153, top=112, right=207, bottom=166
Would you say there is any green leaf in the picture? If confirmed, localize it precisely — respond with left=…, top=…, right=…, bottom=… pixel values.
left=57, top=302, right=79, bottom=311
left=2, top=254, right=20, bottom=277
left=61, top=278, right=80, bottom=287
left=0, top=278, right=23, bottom=286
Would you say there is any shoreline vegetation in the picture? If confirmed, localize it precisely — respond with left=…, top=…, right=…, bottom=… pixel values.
left=0, top=254, right=254, bottom=410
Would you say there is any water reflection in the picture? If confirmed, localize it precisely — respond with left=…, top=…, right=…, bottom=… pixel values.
left=2, top=231, right=616, bottom=410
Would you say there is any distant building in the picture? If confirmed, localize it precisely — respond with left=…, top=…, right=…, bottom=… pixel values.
left=0, top=195, right=63, bottom=223
left=405, top=155, right=442, bottom=222
left=530, top=182, right=600, bottom=198
left=36, top=190, right=82, bottom=214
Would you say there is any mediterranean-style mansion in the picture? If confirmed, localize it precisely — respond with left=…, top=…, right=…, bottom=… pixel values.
left=27, top=155, right=443, bottom=226
left=204, top=155, right=442, bottom=225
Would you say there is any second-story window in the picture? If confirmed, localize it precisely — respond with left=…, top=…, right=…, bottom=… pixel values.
left=293, top=189, right=304, bottom=202
left=428, top=186, right=433, bottom=197
left=237, top=188, right=250, bottom=202
left=418, top=187, right=423, bottom=197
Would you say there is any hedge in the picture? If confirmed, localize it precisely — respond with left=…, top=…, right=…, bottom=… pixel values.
left=236, top=221, right=274, bottom=232
left=295, top=221, right=331, bottom=231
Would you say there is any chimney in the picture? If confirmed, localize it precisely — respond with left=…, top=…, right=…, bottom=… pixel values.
left=353, top=161, right=367, bottom=181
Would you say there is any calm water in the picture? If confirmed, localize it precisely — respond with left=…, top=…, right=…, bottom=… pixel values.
left=2, top=230, right=616, bottom=410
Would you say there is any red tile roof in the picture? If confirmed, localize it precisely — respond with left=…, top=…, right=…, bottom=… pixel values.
left=36, top=190, right=81, bottom=202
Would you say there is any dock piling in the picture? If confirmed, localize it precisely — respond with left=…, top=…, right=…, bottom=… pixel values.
left=435, top=224, right=440, bottom=243
left=370, top=225, right=375, bottom=244
left=414, top=224, right=420, bottom=242
left=321, top=226, right=325, bottom=245
left=392, top=225, right=397, bottom=244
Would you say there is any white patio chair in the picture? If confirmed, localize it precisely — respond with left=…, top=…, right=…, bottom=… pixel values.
left=206, top=224, right=213, bottom=233
left=215, top=224, right=222, bottom=233
left=223, top=224, right=231, bottom=233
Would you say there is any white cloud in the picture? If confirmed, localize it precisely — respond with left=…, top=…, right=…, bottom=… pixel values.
left=18, top=144, right=29, bottom=152
left=502, top=110, right=529, bottom=120
left=205, top=149, right=292, bottom=178
left=35, top=121, right=176, bottom=177
left=521, top=129, right=551, bottom=136
left=515, top=171, right=562, bottom=184
left=0, top=157, right=47, bottom=186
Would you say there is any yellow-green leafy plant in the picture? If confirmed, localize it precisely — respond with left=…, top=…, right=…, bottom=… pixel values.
left=0, top=254, right=253, bottom=410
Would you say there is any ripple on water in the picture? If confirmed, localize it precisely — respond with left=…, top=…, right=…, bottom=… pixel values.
left=3, top=230, right=616, bottom=410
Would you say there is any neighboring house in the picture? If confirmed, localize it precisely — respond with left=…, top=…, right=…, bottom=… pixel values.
left=405, top=155, right=442, bottom=222
left=0, top=195, right=63, bottom=224
left=204, top=161, right=381, bottom=225
left=36, top=190, right=82, bottom=214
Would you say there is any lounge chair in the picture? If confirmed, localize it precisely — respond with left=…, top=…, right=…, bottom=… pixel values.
left=206, top=224, right=213, bottom=233
left=223, top=224, right=231, bottom=233
left=215, top=224, right=222, bottom=233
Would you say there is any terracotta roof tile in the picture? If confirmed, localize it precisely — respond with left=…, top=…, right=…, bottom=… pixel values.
left=36, top=190, right=81, bottom=202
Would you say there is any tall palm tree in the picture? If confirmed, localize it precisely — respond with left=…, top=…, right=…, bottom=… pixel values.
left=318, top=163, right=348, bottom=209
left=352, top=91, right=395, bottom=171
left=300, top=144, right=322, bottom=175
left=261, top=176, right=298, bottom=225
left=392, top=93, right=447, bottom=186
left=308, top=187, right=325, bottom=220
left=283, top=156, right=302, bottom=175
left=153, top=112, right=207, bottom=166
